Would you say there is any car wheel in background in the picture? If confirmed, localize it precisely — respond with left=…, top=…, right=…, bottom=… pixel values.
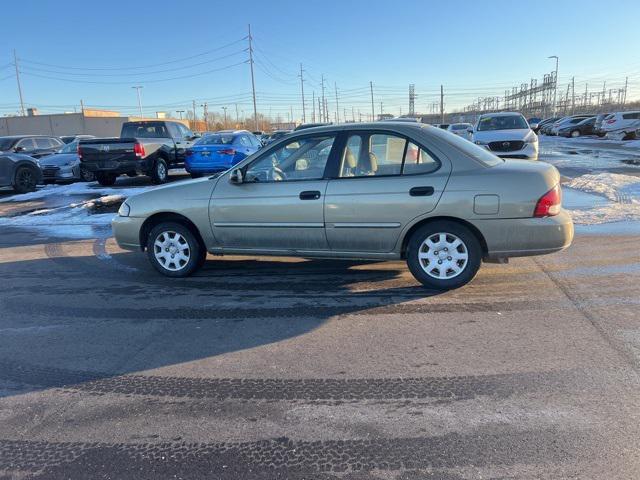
left=13, top=166, right=38, bottom=193
left=146, top=222, right=203, bottom=277
left=571, top=130, right=580, bottom=138
left=150, top=158, right=168, bottom=184
left=80, top=167, right=95, bottom=182
left=406, top=221, right=482, bottom=290
left=126, top=171, right=138, bottom=178
left=96, top=172, right=117, bottom=186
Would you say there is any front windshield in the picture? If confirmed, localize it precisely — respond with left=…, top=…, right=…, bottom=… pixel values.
left=478, top=115, right=528, bottom=131
left=451, top=124, right=469, bottom=130
left=60, top=141, right=78, bottom=154
left=0, top=138, right=15, bottom=150
left=196, top=134, right=235, bottom=145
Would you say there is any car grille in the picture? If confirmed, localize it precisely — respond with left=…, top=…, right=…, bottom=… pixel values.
left=41, top=166, right=60, bottom=177
left=488, top=141, right=524, bottom=152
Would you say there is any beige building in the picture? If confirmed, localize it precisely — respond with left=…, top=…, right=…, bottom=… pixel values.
left=0, top=110, right=189, bottom=138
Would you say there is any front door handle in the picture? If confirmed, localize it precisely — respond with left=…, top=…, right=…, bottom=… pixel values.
left=409, top=186, right=434, bottom=197
left=299, top=190, right=321, bottom=200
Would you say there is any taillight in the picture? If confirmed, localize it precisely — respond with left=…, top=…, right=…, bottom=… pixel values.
left=77, top=144, right=82, bottom=160
left=134, top=143, right=145, bottom=157
left=606, top=119, right=616, bottom=124
left=534, top=184, right=562, bottom=217
left=218, top=148, right=236, bottom=155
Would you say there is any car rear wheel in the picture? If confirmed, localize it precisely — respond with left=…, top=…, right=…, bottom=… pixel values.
left=13, top=166, right=38, bottom=193
left=146, top=222, right=203, bottom=277
left=96, top=172, right=117, bottom=186
left=80, top=167, right=95, bottom=182
left=570, top=130, right=580, bottom=138
left=406, top=221, right=482, bottom=290
left=150, top=158, right=168, bottom=184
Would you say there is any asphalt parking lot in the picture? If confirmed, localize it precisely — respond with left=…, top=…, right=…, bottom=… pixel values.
left=1, top=140, right=640, bottom=479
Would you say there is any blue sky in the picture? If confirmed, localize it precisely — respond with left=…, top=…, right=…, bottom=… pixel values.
left=1, top=0, right=639, bottom=120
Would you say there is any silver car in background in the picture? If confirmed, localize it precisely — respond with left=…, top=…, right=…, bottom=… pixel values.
left=471, top=112, right=538, bottom=160
left=113, top=122, right=573, bottom=290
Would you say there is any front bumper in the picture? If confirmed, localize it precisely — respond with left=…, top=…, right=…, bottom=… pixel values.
left=111, top=215, right=146, bottom=251
left=484, top=142, right=538, bottom=160
left=40, top=164, right=78, bottom=182
left=473, top=209, right=574, bottom=259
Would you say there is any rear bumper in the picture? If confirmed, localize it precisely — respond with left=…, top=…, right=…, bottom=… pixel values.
left=111, top=215, right=146, bottom=251
left=82, top=159, right=147, bottom=174
left=473, top=209, right=574, bottom=259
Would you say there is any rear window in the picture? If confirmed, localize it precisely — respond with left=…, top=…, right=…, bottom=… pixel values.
left=441, top=130, right=503, bottom=167
left=122, top=122, right=169, bottom=138
left=196, top=134, right=235, bottom=145
left=451, top=124, right=468, bottom=131
left=622, top=112, right=640, bottom=120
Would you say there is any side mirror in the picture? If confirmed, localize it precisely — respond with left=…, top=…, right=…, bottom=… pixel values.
left=466, top=128, right=473, bottom=134
left=14, top=146, right=25, bottom=152
left=229, top=168, right=244, bottom=184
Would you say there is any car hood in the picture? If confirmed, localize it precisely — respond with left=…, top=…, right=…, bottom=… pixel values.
left=473, top=129, right=532, bottom=142
left=39, top=153, right=78, bottom=166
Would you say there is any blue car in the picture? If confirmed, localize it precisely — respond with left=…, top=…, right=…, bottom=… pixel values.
left=185, top=130, right=261, bottom=177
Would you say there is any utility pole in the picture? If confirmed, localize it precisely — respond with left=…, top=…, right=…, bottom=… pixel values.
left=248, top=24, right=258, bottom=130
left=318, top=97, right=322, bottom=123
left=201, top=102, right=209, bottom=130
left=334, top=82, right=339, bottom=123
left=192, top=100, right=197, bottom=124
left=299, top=63, right=306, bottom=123
left=571, top=77, right=575, bottom=114
left=321, top=74, right=326, bottom=123
left=369, top=81, right=375, bottom=121
left=132, top=86, right=143, bottom=117
left=221, top=106, right=227, bottom=128
left=351, top=106, right=355, bottom=122
left=290, top=105, right=294, bottom=125
left=13, top=50, right=25, bottom=116
left=312, top=91, right=316, bottom=123
left=440, top=85, right=444, bottom=124
left=176, top=110, right=184, bottom=119
left=548, top=55, right=559, bottom=116
left=622, top=77, right=628, bottom=106
left=235, top=104, right=239, bottom=124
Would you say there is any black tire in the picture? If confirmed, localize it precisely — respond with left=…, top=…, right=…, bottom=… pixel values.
left=406, top=221, right=482, bottom=290
left=146, top=222, right=203, bottom=277
left=190, top=172, right=203, bottom=179
left=13, top=166, right=38, bottom=193
left=126, top=171, right=138, bottom=178
left=80, top=167, right=95, bottom=182
left=96, top=172, right=117, bottom=186
left=150, top=158, right=168, bottom=184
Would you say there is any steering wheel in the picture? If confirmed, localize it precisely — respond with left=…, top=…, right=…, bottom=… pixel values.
left=268, top=166, right=287, bottom=181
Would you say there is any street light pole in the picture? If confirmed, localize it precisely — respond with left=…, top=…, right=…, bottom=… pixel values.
left=132, top=86, right=143, bottom=117
left=548, top=56, right=559, bottom=117
left=176, top=110, right=184, bottom=120
left=222, top=106, right=228, bottom=128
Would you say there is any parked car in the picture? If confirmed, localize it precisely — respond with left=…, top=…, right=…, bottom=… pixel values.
left=78, top=120, right=198, bottom=186
left=550, top=115, right=592, bottom=136
left=60, top=134, right=96, bottom=144
left=538, top=117, right=561, bottom=135
left=0, top=152, right=43, bottom=193
left=527, top=117, right=542, bottom=132
left=0, top=135, right=64, bottom=159
left=263, top=129, right=292, bottom=145
left=558, top=116, right=596, bottom=138
left=601, top=111, right=640, bottom=140
left=185, top=130, right=261, bottom=178
left=438, top=124, right=450, bottom=130
left=112, top=122, right=573, bottom=290
left=471, top=112, right=538, bottom=160
left=594, top=113, right=611, bottom=137
left=294, top=123, right=331, bottom=131
left=39, top=140, right=95, bottom=183
left=447, top=123, right=473, bottom=139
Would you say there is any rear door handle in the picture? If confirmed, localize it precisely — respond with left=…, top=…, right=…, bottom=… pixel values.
left=409, top=186, right=435, bottom=197
left=299, top=190, right=321, bottom=200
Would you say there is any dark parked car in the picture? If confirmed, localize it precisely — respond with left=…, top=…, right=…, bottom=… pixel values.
left=0, top=135, right=63, bottom=158
left=79, top=120, right=198, bottom=186
left=539, top=117, right=562, bottom=135
left=39, top=140, right=95, bottom=183
left=263, top=129, right=292, bottom=146
left=60, top=134, right=96, bottom=144
left=558, top=116, right=596, bottom=138
left=0, top=153, right=43, bottom=193
left=293, top=123, right=331, bottom=131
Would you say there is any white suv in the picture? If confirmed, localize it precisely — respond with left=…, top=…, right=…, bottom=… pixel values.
left=601, top=111, right=640, bottom=140
left=471, top=112, right=538, bottom=160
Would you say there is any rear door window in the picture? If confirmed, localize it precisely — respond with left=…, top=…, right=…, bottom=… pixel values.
left=16, top=138, right=36, bottom=152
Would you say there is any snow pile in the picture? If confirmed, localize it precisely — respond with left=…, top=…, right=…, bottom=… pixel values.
left=0, top=182, right=150, bottom=203
left=564, top=173, right=640, bottom=225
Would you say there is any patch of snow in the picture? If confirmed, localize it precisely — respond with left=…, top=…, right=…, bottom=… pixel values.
left=0, top=182, right=151, bottom=203
left=565, top=173, right=640, bottom=204
left=623, top=140, right=640, bottom=149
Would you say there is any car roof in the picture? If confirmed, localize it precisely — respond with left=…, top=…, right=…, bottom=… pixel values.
left=0, top=134, right=57, bottom=139
left=478, top=112, right=524, bottom=118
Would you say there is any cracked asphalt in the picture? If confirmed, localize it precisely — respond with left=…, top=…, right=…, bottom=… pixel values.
left=1, top=166, right=640, bottom=478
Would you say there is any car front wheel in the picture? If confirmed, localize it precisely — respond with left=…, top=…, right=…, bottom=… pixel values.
left=146, top=222, right=204, bottom=277
left=150, top=158, right=168, bottom=184
left=13, top=166, right=38, bottom=193
left=406, top=221, right=482, bottom=290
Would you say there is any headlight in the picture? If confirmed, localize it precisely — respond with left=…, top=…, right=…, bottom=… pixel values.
left=524, top=133, right=538, bottom=144
left=118, top=202, right=130, bottom=217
